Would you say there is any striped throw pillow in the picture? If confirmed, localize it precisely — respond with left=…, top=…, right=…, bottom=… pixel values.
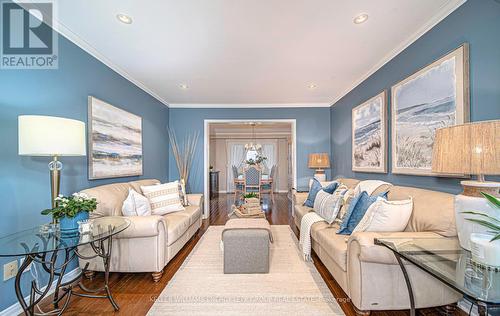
left=313, top=186, right=348, bottom=224
left=141, top=181, right=185, bottom=215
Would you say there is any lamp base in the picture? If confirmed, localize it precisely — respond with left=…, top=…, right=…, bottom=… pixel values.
left=314, top=170, right=326, bottom=182
left=460, top=180, right=500, bottom=197
left=455, top=180, right=499, bottom=250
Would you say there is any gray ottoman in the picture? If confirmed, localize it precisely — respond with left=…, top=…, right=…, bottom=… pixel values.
left=222, top=219, right=271, bottom=274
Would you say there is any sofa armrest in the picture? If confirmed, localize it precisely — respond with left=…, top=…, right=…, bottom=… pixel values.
left=116, top=215, right=167, bottom=239
left=347, top=231, right=442, bottom=265
left=293, top=191, right=309, bottom=206
left=187, top=194, right=203, bottom=206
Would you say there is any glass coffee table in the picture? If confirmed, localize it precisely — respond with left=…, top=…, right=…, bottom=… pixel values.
left=375, top=237, right=499, bottom=316
left=0, top=216, right=130, bottom=315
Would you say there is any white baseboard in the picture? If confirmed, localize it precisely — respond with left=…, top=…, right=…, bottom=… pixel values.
left=0, top=268, right=80, bottom=316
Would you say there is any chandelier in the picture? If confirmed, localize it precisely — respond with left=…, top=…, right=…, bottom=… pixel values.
left=245, top=122, right=262, bottom=151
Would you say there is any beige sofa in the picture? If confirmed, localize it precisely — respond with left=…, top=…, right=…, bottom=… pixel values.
left=293, top=178, right=462, bottom=314
left=78, top=179, right=202, bottom=282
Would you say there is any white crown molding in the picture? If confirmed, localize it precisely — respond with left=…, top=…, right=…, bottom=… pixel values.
left=169, top=103, right=331, bottom=108
left=330, top=0, right=467, bottom=107
left=0, top=268, right=80, bottom=316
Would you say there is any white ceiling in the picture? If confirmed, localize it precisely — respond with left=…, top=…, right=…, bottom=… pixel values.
left=48, top=0, right=465, bottom=107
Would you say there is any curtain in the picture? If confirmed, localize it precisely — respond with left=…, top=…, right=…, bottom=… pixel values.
left=227, top=143, right=245, bottom=192
left=261, top=143, right=276, bottom=175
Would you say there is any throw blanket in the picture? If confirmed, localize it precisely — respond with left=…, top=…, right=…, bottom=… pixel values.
left=299, top=212, right=325, bottom=261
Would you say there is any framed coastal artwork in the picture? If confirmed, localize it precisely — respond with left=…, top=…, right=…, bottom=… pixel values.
left=352, top=90, right=387, bottom=173
left=391, top=44, right=469, bottom=176
left=88, top=96, right=143, bottom=179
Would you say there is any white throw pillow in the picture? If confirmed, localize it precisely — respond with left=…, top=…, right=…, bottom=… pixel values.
left=122, top=189, right=152, bottom=216
left=313, top=187, right=348, bottom=224
left=141, top=181, right=185, bottom=215
left=353, top=197, right=413, bottom=233
left=354, top=180, right=392, bottom=196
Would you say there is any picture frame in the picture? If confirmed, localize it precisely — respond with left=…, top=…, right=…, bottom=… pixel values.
left=391, top=44, right=470, bottom=176
left=88, top=96, right=143, bottom=180
left=351, top=90, right=388, bottom=173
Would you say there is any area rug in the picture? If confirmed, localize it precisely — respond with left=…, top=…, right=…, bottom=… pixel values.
left=147, top=225, right=345, bottom=315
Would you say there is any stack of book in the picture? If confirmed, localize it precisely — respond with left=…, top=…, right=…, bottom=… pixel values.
left=229, top=198, right=265, bottom=218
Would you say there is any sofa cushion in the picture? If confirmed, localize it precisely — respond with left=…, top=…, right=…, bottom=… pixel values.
left=389, top=186, right=456, bottom=237
left=179, top=205, right=202, bottom=226
left=163, top=213, right=191, bottom=246
left=313, top=226, right=349, bottom=271
left=81, top=182, right=130, bottom=217
left=294, top=204, right=313, bottom=225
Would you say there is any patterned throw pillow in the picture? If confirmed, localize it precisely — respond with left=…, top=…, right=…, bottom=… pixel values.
left=304, top=178, right=338, bottom=208
left=141, top=181, right=185, bottom=215
left=337, top=190, right=388, bottom=235
left=334, top=188, right=355, bottom=225
left=313, top=186, right=348, bottom=224
left=178, top=180, right=189, bottom=206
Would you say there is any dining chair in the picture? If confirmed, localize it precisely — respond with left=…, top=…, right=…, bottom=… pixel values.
left=244, top=166, right=261, bottom=198
left=261, top=165, right=275, bottom=202
left=232, top=165, right=244, bottom=200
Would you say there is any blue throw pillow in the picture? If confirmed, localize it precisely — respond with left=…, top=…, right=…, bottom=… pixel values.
left=303, top=178, right=322, bottom=207
left=303, top=179, right=338, bottom=208
left=322, top=182, right=339, bottom=194
left=337, top=190, right=388, bottom=235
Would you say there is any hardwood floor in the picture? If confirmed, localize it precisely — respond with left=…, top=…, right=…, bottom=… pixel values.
left=38, top=193, right=458, bottom=316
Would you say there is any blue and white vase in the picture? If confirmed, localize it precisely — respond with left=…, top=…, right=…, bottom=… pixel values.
left=59, top=211, right=89, bottom=233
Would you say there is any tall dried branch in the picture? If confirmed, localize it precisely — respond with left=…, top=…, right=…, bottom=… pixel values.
left=168, top=127, right=199, bottom=189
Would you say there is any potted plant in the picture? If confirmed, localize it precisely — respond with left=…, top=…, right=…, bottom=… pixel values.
left=42, top=193, right=97, bottom=232
left=463, top=192, right=500, bottom=267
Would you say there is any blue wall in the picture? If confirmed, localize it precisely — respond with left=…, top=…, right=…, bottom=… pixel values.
left=168, top=108, right=331, bottom=193
left=0, top=29, right=169, bottom=310
left=330, top=0, right=500, bottom=194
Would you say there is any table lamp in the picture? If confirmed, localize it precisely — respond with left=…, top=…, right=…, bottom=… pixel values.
left=432, top=120, right=499, bottom=250
left=18, top=115, right=86, bottom=223
left=308, top=153, right=330, bottom=181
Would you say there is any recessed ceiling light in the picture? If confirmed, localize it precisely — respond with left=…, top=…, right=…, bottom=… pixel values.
left=116, top=13, right=133, bottom=24
left=308, top=83, right=318, bottom=89
left=353, top=13, right=369, bottom=24
left=179, top=84, right=189, bottom=90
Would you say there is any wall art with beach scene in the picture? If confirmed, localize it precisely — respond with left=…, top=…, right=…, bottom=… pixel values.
left=352, top=90, right=387, bottom=173
left=391, top=44, right=469, bottom=176
left=88, top=96, right=143, bottom=179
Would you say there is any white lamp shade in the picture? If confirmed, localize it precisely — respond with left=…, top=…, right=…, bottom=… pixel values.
left=18, top=115, right=86, bottom=156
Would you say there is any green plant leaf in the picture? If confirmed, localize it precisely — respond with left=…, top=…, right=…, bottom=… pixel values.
left=481, top=192, right=500, bottom=209
left=490, top=234, right=500, bottom=242
left=465, top=218, right=500, bottom=232
left=461, top=211, right=500, bottom=224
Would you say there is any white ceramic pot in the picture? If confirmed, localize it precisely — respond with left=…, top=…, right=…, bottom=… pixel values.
left=455, top=194, right=498, bottom=250
left=470, top=233, right=500, bottom=267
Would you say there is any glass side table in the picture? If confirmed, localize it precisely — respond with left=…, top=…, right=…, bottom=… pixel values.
left=375, top=237, right=499, bottom=316
left=0, top=216, right=130, bottom=315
